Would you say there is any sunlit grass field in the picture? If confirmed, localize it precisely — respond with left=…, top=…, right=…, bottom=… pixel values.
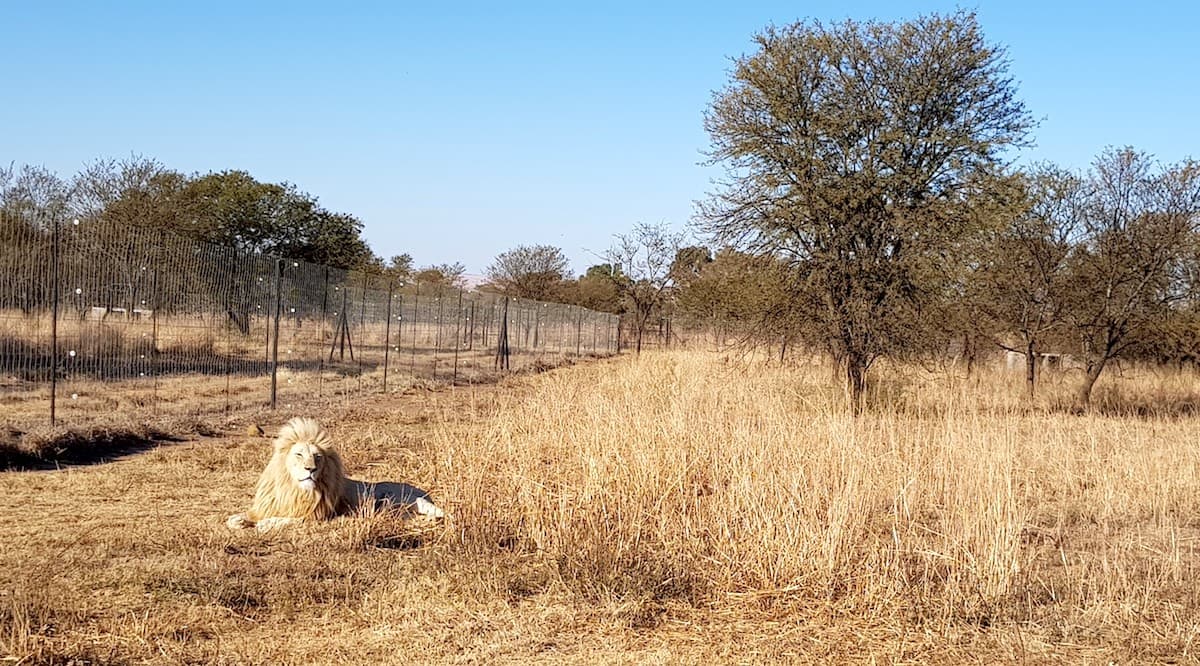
left=3, top=349, right=1199, bottom=663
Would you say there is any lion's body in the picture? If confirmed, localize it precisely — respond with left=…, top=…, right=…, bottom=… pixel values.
left=227, top=417, right=443, bottom=532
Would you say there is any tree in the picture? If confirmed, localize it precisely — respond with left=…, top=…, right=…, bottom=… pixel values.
left=0, top=164, right=65, bottom=314
left=1063, top=148, right=1200, bottom=408
left=385, top=254, right=415, bottom=282
left=569, top=264, right=623, bottom=313
left=485, top=244, right=570, bottom=301
left=73, top=156, right=188, bottom=232
left=969, top=166, right=1084, bottom=396
left=608, top=222, right=685, bottom=354
left=674, top=248, right=798, bottom=349
left=414, top=262, right=466, bottom=290
left=699, top=11, right=1033, bottom=407
left=177, top=171, right=375, bottom=270
left=669, top=246, right=713, bottom=286
left=66, top=161, right=379, bottom=329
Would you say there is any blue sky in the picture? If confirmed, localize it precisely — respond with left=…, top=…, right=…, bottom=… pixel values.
left=3, top=1, right=1197, bottom=276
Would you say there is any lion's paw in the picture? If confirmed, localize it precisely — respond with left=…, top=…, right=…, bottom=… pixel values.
left=254, top=517, right=301, bottom=532
left=226, top=514, right=252, bottom=530
left=414, top=496, right=445, bottom=520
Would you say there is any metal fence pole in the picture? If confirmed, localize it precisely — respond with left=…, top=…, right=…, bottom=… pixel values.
left=576, top=307, right=583, bottom=356
left=150, top=230, right=163, bottom=413
left=452, top=287, right=462, bottom=385
left=468, top=300, right=476, bottom=351
left=318, top=266, right=329, bottom=397
left=49, top=214, right=60, bottom=425
left=383, top=279, right=394, bottom=393
left=357, top=271, right=367, bottom=393
left=224, top=248, right=236, bottom=413
left=269, top=258, right=283, bottom=409
left=433, top=288, right=445, bottom=381
left=410, top=281, right=419, bottom=376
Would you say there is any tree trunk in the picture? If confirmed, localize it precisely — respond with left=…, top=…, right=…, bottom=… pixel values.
left=227, top=308, right=251, bottom=336
left=845, top=356, right=867, bottom=413
left=1024, top=339, right=1038, bottom=398
left=1074, top=356, right=1108, bottom=409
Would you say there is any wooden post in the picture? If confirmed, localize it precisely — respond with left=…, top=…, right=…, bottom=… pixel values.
left=495, top=297, right=510, bottom=371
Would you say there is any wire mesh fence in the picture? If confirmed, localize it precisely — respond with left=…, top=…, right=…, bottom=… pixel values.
left=0, top=215, right=619, bottom=429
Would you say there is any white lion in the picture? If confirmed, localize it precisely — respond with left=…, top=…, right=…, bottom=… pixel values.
left=226, top=417, right=444, bottom=532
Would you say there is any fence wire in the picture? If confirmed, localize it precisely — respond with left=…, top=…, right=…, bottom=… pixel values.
left=0, top=215, right=619, bottom=428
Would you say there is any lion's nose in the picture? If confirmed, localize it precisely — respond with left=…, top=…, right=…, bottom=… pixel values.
left=304, top=465, right=317, bottom=473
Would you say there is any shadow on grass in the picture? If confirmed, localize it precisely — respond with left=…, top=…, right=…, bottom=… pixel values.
left=0, top=425, right=181, bottom=471
left=1050, top=393, right=1200, bottom=419
left=856, top=375, right=1200, bottom=420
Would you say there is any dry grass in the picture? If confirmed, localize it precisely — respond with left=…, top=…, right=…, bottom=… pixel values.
left=3, top=350, right=1200, bottom=663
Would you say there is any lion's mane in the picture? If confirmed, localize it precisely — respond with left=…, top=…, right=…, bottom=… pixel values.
left=228, top=417, right=444, bottom=531
left=243, top=417, right=351, bottom=523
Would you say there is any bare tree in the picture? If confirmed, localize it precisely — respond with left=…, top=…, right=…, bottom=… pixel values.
left=698, top=11, right=1032, bottom=408
left=608, top=222, right=685, bottom=354
left=486, top=244, right=570, bottom=301
left=0, top=165, right=68, bottom=314
left=1064, top=148, right=1200, bottom=408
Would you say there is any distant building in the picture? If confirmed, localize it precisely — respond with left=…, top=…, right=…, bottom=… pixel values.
left=1004, top=350, right=1082, bottom=372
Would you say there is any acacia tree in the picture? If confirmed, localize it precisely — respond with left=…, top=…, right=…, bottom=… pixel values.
left=1065, top=148, right=1200, bottom=407
left=969, top=166, right=1085, bottom=396
left=674, top=248, right=800, bottom=351
left=486, top=244, right=570, bottom=301
left=608, top=222, right=685, bottom=354
left=699, top=11, right=1032, bottom=407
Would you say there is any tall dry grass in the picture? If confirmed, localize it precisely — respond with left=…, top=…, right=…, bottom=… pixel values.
left=3, top=349, right=1199, bottom=662
left=442, top=351, right=1200, bottom=649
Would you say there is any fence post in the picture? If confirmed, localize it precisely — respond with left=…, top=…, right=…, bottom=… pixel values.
left=576, top=307, right=583, bottom=356
left=533, top=304, right=541, bottom=349
left=357, top=271, right=368, bottom=393
left=495, top=297, right=510, bottom=371
left=433, top=288, right=444, bottom=381
left=410, top=281, right=419, bottom=376
left=318, top=266, right=329, bottom=397
left=223, top=249, right=233, bottom=413
left=269, top=258, right=283, bottom=409
left=383, top=279, right=395, bottom=393
left=150, top=230, right=163, bottom=413
left=49, top=214, right=60, bottom=425
left=467, top=300, right=476, bottom=351
left=452, top=287, right=463, bottom=385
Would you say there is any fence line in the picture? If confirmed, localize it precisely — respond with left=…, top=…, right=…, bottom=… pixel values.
left=0, top=215, right=620, bottom=428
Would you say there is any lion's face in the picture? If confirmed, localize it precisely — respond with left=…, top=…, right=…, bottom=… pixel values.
left=284, top=441, right=328, bottom=492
